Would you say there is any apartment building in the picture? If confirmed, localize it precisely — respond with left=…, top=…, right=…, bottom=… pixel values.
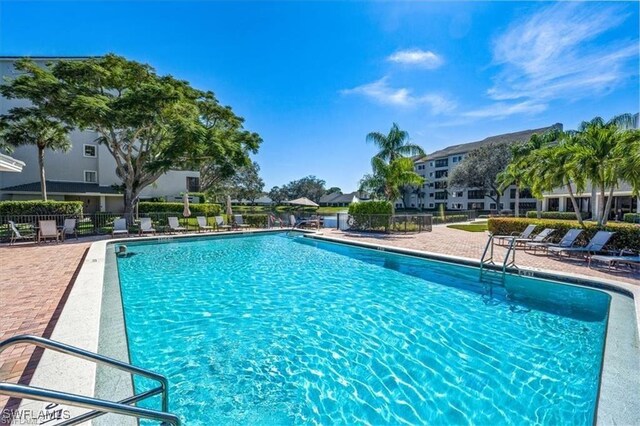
left=0, top=57, right=200, bottom=213
left=403, top=124, right=563, bottom=211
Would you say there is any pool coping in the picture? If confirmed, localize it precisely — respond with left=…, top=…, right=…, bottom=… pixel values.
left=17, top=228, right=640, bottom=424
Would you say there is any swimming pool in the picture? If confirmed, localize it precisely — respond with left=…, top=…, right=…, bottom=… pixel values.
left=115, top=232, right=610, bottom=425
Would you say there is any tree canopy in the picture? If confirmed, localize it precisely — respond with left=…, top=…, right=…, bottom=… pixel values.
left=448, top=142, right=513, bottom=208
left=0, top=54, right=261, bottom=216
left=268, top=175, right=327, bottom=203
left=203, top=161, right=264, bottom=203
left=367, top=122, right=425, bottom=164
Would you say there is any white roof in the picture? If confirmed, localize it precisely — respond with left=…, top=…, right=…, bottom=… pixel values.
left=0, top=153, right=25, bottom=172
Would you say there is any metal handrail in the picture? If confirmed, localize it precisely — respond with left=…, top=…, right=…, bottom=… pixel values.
left=479, top=234, right=495, bottom=273
left=502, top=236, right=518, bottom=273
left=0, top=335, right=178, bottom=425
left=0, top=383, right=180, bottom=425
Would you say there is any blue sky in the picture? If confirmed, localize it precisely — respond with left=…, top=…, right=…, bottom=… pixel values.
left=1, top=1, right=638, bottom=192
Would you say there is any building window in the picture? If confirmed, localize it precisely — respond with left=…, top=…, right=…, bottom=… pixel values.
left=434, top=181, right=448, bottom=189
left=84, top=170, right=97, bottom=183
left=428, top=203, right=434, bottom=208
left=435, top=170, right=448, bottom=179
left=435, top=191, right=448, bottom=200
left=452, top=191, right=463, bottom=198
left=429, top=161, right=434, bottom=167
left=468, top=190, right=485, bottom=200
left=83, top=145, right=97, bottom=158
left=429, top=172, right=434, bottom=178
left=435, top=159, right=448, bottom=168
left=429, top=193, right=434, bottom=198
left=452, top=156, right=458, bottom=163
left=186, top=177, right=200, bottom=192
left=490, top=203, right=497, bottom=210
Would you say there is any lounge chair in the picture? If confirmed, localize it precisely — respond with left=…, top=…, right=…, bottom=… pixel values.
left=61, top=218, right=78, bottom=241
left=524, top=229, right=583, bottom=254
left=196, top=216, right=214, bottom=232
left=234, top=214, right=250, bottom=229
left=138, top=217, right=156, bottom=236
left=494, top=224, right=536, bottom=245
left=215, top=216, right=231, bottom=231
left=589, top=251, right=640, bottom=270
left=112, top=218, right=130, bottom=238
left=548, top=231, right=615, bottom=258
left=38, top=220, right=60, bottom=243
left=512, top=228, right=554, bottom=247
left=8, top=220, right=35, bottom=245
left=168, top=216, right=187, bottom=233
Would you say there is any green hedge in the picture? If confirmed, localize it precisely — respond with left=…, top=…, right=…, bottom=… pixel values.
left=525, top=211, right=589, bottom=220
left=242, top=214, right=269, bottom=228
left=138, top=202, right=222, bottom=216
left=348, top=201, right=392, bottom=231
left=488, top=218, right=640, bottom=251
left=0, top=201, right=84, bottom=216
left=623, top=213, right=640, bottom=223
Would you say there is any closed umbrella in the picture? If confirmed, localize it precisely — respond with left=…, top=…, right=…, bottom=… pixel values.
left=183, top=193, right=191, bottom=217
left=226, top=195, right=233, bottom=216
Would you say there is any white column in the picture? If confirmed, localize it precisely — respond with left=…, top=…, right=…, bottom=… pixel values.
left=558, top=197, right=566, bottom=212
left=637, top=196, right=640, bottom=213
left=99, top=196, right=106, bottom=212
left=542, top=198, right=548, bottom=211
left=591, top=186, right=597, bottom=219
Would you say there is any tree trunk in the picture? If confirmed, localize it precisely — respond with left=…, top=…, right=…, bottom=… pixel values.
left=565, top=183, right=583, bottom=225
left=123, top=187, right=139, bottom=224
left=514, top=187, right=520, bottom=217
left=37, top=145, right=47, bottom=201
left=598, top=184, right=606, bottom=226
left=602, top=186, right=615, bottom=225
left=536, top=199, right=542, bottom=219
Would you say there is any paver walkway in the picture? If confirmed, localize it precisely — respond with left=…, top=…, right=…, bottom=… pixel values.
left=0, top=240, right=91, bottom=415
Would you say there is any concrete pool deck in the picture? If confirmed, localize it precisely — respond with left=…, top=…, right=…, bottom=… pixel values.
left=1, top=226, right=638, bottom=424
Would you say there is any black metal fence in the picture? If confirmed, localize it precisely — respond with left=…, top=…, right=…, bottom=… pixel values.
left=0, top=212, right=282, bottom=242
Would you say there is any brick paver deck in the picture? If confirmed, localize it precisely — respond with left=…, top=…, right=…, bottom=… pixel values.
left=0, top=240, right=91, bottom=414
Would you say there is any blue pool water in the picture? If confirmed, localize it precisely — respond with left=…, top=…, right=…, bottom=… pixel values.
left=115, top=233, right=610, bottom=425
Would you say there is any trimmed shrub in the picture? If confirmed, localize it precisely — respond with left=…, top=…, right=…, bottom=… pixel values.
left=138, top=202, right=222, bottom=216
left=525, top=211, right=589, bottom=220
left=0, top=200, right=83, bottom=216
left=488, top=217, right=640, bottom=251
left=348, top=201, right=393, bottom=231
left=432, top=214, right=469, bottom=225
left=242, top=214, right=268, bottom=228
left=623, top=213, right=640, bottom=224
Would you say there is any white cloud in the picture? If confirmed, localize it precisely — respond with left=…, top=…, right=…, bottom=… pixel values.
left=462, top=101, right=548, bottom=119
left=387, top=49, right=444, bottom=69
left=340, top=77, right=456, bottom=114
left=489, top=2, right=638, bottom=102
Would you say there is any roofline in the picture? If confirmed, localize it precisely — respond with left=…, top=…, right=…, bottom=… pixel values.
left=0, top=190, right=122, bottom=196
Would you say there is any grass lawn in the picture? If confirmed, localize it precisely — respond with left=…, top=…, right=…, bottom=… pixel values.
left=447, top=223, right=488, bottom=232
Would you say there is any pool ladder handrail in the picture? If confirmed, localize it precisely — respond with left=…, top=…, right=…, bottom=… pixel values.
left=480, top=234, right=518, bottom=277
left=0, top=335, right=180, bottom=426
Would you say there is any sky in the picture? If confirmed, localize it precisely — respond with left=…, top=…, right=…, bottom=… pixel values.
left=1, top=1, right=638, bottom=192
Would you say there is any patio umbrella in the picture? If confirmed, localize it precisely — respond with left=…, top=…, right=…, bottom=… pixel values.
left=285, top=197, right=319, bottom=208
left=226, top=195, right=233, bottom=216
left=183, top=193, right=191, bottom=217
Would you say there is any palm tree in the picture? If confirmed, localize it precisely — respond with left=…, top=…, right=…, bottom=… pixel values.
left=497, top=161, right=524, bottom=217
left=370, top=157, right=424, bottom=211
left=0, top=108, right=71, bottom=200
left=566, top=114, right=635, bottom=225
left=366, top=123, right=425, bottom=164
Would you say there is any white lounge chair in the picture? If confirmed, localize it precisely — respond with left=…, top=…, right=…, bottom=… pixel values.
left=168, top=216, right=187, bottom=233
left=61, top=218, right=78, bottom=241
left=38, top=220, right=60, bottom=243
left=494, top=224, right=536, bottom=245
left=548, top=231, right=615, bottom=258
left=8, top=220, right=35, bottom=245
left=197, top=216, right=214, bottom=232
left=234, top=215, right=250, bottom=229
left=524, top=229, right=583, bottom=254
left=138, top=217, right=156, bottom=236
left=215, top=216, right=231, bottom=231
left=112, top=218, right=130, bottom=238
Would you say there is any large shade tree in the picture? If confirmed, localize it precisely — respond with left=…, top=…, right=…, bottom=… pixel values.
left=448, top=142, right=513, bottom=210
left=1, top=55, right=261, bottom=217
left=203, top=161, right=264, bottom=204
left=359, top=157, right=424, bottom=211
left=0, top=108, right=71, bottom=200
